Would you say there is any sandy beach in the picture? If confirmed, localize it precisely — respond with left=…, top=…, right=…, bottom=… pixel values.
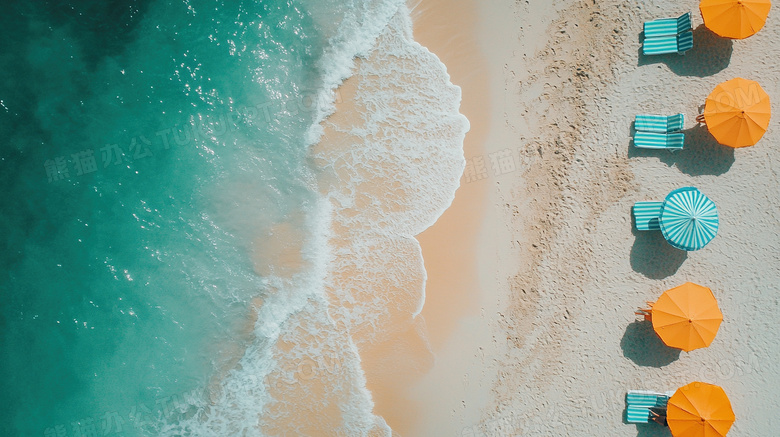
left=5, top=0, right=778, bottom=435
left=402, top=0, right=780, bottom=435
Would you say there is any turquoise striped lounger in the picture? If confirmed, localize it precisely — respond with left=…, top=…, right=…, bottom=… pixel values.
left=643, top=31, right=694, bottom=55
left=626, top=390, right=672, bottom=423
left=626, top=390, right=671, bottom=407
left=633, top=202, right=663, bottom=231
left=655, top=395, right=670, bottom=408
left=627, top=390, right=661, bottom=407
left=633, top=131, right=685, bottom=150
left=677, top=30, right=694, bottom=53
left=643, top=13, right=692, bottom=38
left=635, top=114, right=684, bottom=133
left=627, top=405, right=651, bottom=423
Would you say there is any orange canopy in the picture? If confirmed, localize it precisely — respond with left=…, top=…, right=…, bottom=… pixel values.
left=702, top=78, right=771, bottom=148
left=651, top=282, right=723, bottom=352
left=668, top=382, right=735, bottom=437
left=700, top=0, right=771, bottom=39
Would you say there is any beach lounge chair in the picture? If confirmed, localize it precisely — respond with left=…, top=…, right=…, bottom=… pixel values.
left=643, top=13, right=692, bottom=39
left=627, top=405, right=652, bottom=423
left=627, top=390, right=662, bottom=407
left=635, top=114, right=684, bottom=133
left=627, top=390, right=670, bottom=407
left=643, top=31, right=694, bottom=55
left=633, top=131, right=685, bottom=150
left=626, top=390, right=672, bottom=423
left=633, top=202, right=663, bottom=231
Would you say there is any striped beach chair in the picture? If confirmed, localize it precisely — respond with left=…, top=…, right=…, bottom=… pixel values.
left=643, top=31, right=694, bottom=55
left=633, top=202, right=663, bottom=231
left=626, top=390, right=672, bottom=423
left=627, top=390, right=663, bottom=407
left=635, top=114, right=684, bottom=133
left=627, top=405, right=652, bottom=423
left=643, top=13, right=692, bottom=38
left=633, top=131, right=685, bottom=150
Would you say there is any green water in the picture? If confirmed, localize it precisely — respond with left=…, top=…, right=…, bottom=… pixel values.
left=0, top=1, right=330, bottom=435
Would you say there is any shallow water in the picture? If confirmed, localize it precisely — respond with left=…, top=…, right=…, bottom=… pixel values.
left=0, top=1, right=467, bottom=435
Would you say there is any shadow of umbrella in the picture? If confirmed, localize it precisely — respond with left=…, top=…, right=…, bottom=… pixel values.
left=638, top=25, right=733, bottom=77
left=629, top=223, right=687, bottom=280
left=628, top=124, right=735, bottom=176
left=621, top=320, right=681, bottom=367
left=672, top=125, right=735, bottom=175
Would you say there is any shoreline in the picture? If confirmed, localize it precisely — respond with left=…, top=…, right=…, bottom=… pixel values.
left=390, top=0, right=506, bottom=435
left=309, top=4, right=474, bottom=435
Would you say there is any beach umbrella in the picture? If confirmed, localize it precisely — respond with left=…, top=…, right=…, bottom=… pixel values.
left=700, top=78, right=771, bottom=148
left=660, top=187, right=719, bottom=251
left=668, top=382, right=735, bottom=437
left=700, top=0, right=771, bottom=39
left=651, top=282, right=723, bottom=352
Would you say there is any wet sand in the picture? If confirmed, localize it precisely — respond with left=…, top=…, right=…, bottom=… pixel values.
left=378, top=0, right=499, bottom=435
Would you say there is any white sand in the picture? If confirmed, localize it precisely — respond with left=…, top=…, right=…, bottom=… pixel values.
left=407, top=0, right=780, bottom=435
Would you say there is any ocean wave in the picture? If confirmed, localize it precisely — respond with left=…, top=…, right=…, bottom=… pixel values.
left=158, top=0, right=467, bottom=435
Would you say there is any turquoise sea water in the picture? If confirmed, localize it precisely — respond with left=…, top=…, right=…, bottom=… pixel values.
left=1, top=0, right=467, bottom=435
left=1, top=1, right=330, bottom=435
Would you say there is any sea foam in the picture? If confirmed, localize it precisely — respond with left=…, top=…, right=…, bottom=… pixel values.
left=159, top=1, right=467, bottom=435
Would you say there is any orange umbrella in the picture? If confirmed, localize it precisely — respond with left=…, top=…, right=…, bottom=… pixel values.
left=701, top=78, right=771, bottom=148
left=651, top=282, right=723, bottom=352
left=700, top=0, right=772, bottom=39
left=668, top=382, right=735, bottom=437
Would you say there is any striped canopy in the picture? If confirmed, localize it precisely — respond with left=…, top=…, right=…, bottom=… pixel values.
left=660, top=187, right=719, bottom=251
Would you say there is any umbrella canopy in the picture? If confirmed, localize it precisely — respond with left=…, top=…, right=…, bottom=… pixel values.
left=660, top=187, right=719, bottom=251
left=702, top=77, right=771, bottom=148
left=668, top=382, right=735, bottom=437
left=651, top=282, right=723, bottom=351
left=700, top=0, right=772, bottom=39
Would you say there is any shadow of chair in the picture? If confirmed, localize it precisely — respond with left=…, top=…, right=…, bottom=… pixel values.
left=635, top=423, right=672, bottom=437
left=638, top=25, right=733, bottom=77
left=629, top=223, right=687, bottom=279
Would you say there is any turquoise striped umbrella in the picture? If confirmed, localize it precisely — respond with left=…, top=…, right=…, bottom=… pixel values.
left=660, top=187, right=719, bottom=251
